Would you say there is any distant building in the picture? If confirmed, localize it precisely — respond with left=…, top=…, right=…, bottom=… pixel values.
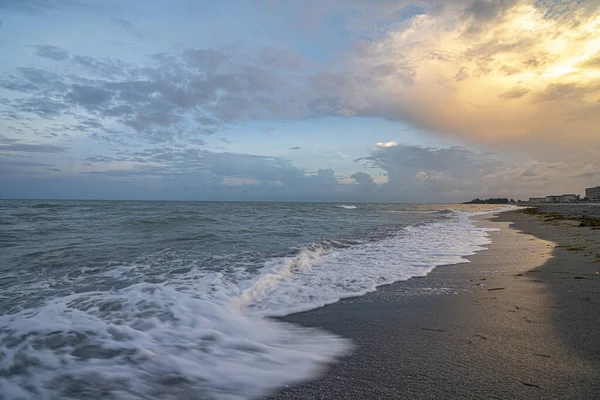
left=559, top=194, right=577, bottom=203
left=546, top=195, right=561, bottom=203
left=586, top=186, right=600, bottom=202
left=528, top=197, right=546, bottom=203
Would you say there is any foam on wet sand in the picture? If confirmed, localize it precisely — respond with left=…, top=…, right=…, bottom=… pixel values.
left=269, top=209, right=600, bottom=399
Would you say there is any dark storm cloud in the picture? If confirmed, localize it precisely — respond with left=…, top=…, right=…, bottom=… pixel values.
left=350, top=171, right=377, bottom=192
left=361, top=144, right=500, bottom=180
left=33, top=45, right=70, bottom=61
left=354, top=144, right=503, bottom=198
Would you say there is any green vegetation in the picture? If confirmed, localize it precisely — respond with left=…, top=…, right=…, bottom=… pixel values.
left=463, top=198, right=511, bottom=204
left=564, top=246, right=586, bottom=252
left=519, top=208, right=600, bottom=229
left=578, top=217, right=600, bottom=229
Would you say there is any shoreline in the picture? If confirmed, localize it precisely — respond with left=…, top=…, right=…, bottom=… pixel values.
left=266, top=209, right=600, bottom=399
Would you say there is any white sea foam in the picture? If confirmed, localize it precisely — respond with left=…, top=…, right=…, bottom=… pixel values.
left=236, top=211, right=497, bottom=317
left=335, top=204, right=357, bottom=209
left=0, top=286, right=351, bottom=400
left=0, top=208, right=508, bottom=400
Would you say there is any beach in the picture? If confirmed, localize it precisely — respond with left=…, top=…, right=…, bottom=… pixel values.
left=269, top=208, right=600, bottom=399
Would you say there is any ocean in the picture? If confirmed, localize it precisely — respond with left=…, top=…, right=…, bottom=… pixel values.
left=0, top=200, right=510, bottom=399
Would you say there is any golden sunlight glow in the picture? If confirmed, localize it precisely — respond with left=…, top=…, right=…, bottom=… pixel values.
left=352, top=1, right=600, bottom=144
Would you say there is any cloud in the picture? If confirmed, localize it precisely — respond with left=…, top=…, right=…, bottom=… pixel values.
left=1, top=46, right=311, bottom=144
left=0, top=159, right=54, bottom=167
left=580, top=54, right=600, bottom=68
left=257, top=47, right=304, bottom=69
left=67, top=85, right=113, bottom=106
left=350, top=171, right=377, bottom=192
left=67, top=146, right=353, bottom=200
left=350, top=141, right=598, bottom=200
left=361, top=143, right=500, bottom=186
left=500, top=88, right=529, bottom=99
left=289, top=146, right=302, bottom=150
left=0, top=142, right=66, bottom=153
left=313, top=0, right=600, bottom=160
left=111, top=17, right=143, bottom=38
left=33, top=45, right=69, bottom=61
left=375, top=141, right=397, bottom=148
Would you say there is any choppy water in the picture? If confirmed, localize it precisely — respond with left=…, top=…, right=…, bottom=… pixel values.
left=0, top=200, right=510, bottom=399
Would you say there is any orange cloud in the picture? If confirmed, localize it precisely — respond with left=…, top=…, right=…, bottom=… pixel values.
left=343, top=0, right=600, bottom=159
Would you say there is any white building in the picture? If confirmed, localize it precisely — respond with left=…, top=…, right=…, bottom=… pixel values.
left=546, top=195, right=560, bottom=203
left=559, top=194, right=577, bottom=203
left=586, top=186, right=600, bottom=202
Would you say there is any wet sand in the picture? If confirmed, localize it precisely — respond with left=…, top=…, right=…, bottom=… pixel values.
left=267, top=210, right=600, bottom=399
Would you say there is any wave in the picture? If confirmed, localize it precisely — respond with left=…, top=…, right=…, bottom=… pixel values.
left=0, top=209, right=503, bottom=399
left=31, top=203, right=64, bottom=209
left=335, top=205, right=357, bottom=209
left=235, top=212, right=494, bottom=317
left=384, top=208, right=455, bottom=215
left=0, top=287, right=350, bottom=400
left=134, top=215, right=218, bottom=226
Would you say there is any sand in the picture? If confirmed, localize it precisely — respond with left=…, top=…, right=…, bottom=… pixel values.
left=266, top=209, right=600, bottom=399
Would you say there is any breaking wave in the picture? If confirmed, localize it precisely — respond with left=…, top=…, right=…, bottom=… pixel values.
left=0, top=209, right=504, bottom=399
left=335, top=205, right=357, bottom=209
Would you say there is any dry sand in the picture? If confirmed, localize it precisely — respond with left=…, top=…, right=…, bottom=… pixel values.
left=267, top=210, right=600, bottom=399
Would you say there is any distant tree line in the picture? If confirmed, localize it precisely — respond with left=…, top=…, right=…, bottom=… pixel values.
left=463, top=198, right=511, bottom=204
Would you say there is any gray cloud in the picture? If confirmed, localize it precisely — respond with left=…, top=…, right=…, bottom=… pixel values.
left=350, top=171, right=377, bottom=192
left=353, top=144, right=505, bottom=199
left=500, top=88, right=529, bottom=99
left=79, top=146, right=344, bottom=197
left=465, top=0, right=518, bottom=21
left=34, top=45, right=69, bottom=61
left=258, top=47, right=304, bottom=69
left=67, top=84, right=113, bottom=106
left=0, top=159, right=53, bottom=167
left=1, top=46, right=311, bottom=144
left=111, top=17, right=143, bottom=38
left=0, top=142, right=66, bottom=153
left=11, top=97, right=70, bottom=118
left=183, top=49, right=228, bottom=73
left=289, top=146, right=302, bottom=150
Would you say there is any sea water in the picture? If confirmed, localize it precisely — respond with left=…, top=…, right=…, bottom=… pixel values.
left=0, top=200, right=511, bottom=399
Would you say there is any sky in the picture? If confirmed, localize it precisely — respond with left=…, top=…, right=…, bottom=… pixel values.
left=0, top=0, right=599, bottom=202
